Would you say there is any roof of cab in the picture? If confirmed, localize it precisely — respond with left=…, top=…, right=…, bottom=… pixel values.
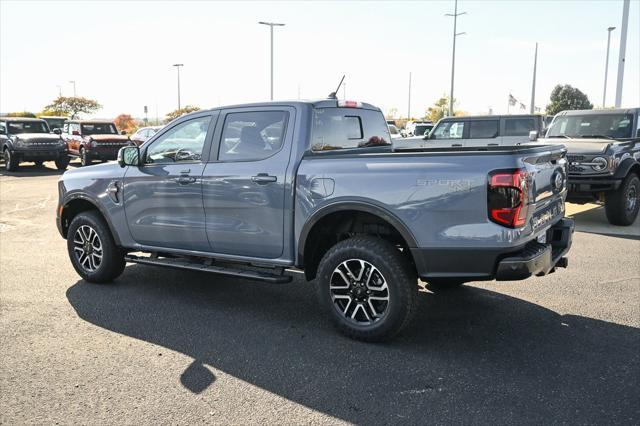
left=556, top=108, right=639, bottom=116
left=0, top=116, right=47, bottom=122
left=193, top=99, right=381, bottom=114
left=438, top=114, right=542, bottom=121
left=67, top=119, right=116, bottom=124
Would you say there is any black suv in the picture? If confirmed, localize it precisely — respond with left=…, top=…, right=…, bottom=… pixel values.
left=540, top=108, right=639, bottom=226
left=1, top=117, right=69, bottom=171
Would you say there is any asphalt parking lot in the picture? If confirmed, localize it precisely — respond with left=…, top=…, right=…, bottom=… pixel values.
left=1, top=161, right=639, bottom=425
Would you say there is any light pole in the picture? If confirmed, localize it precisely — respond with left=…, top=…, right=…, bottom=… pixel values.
left=614, top=0, right=629, bottom=108
left=407, top=72, right=412, bottom=120
left=69, top=80, right=76, bottom=97
left=258, top=21, right=285, bottom=101
left=446, top=0, right=466, bottom=117
left=603, top=26, right=616, bottom=108
left=172, top=64, right=183, bottom=110
left=56, top=85, right=62, bottom=97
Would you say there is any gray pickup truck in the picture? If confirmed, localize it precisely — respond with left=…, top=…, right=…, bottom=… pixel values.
left=56, top=99, right=574, bottom=341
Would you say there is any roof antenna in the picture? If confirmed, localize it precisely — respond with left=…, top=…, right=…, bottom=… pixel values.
left=328, top=75, right=345, bottom=99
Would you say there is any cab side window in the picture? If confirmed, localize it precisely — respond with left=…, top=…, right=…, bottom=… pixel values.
left=145, top=116, right=211, bottom=164
left=469, top=120, right=499, bottom=139
left=219, top=111, right=288, bottom=161
left=431, top=121, right=464, bottom=139
left=504, top=118, right=535, bottom=136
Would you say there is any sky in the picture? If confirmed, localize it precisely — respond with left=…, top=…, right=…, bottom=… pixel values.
left=1, top=0, right=639, bottom=120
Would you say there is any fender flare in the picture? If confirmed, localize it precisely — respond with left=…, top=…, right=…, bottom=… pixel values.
left=61, top=193, right=122, bottom=245
left=297, top=200, right=418, bottom=266
left=613, top=158, right=640, bottom=179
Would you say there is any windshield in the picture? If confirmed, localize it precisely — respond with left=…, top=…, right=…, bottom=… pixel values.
left=81, top=123, right=117, bottom=135
left=547, top=113, right=633, bottom=139
left=6, top=121, right=49, bottom=134
left=414, top=124, right=433, bottom=136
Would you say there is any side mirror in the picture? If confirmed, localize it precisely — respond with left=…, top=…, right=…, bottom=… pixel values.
left=117, top=146, right=140, bottom=168
left=53, top=128, right=62, bottom=135
left=529, top=130, right=538, bottom=142
left=120, top=130, right=127, bottom=135
left=0, top=127, right=6, bottom=135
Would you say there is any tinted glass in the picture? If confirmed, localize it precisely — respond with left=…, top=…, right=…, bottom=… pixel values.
left=311, top=108, right=390, bottom=150
left=431, top=121, right=464, bottom=139
left=6, top=121, right=49, bottom=134
left=81, top=123, right=117, bottom=135
left=547, top=114, right=634, bottom=139
left=414, top=124, right=433, bottom=136
left=219, top=111, right=288, bottom=161
left=504, top=118, right=535, bottom=136
left=146, top=116, right=210, bottom=163
left=469, top=120, right=499, bottom=139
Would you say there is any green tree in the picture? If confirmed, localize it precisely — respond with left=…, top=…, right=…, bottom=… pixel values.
left=38, top=109, right=68, bottom=117
left=424, top=95, right=461, bottom=123
left=43, top=96, right=101, bottom=119
left=545, top=84, right=593, bottom=116
left=165, top=105, right=201, bottom=123
left=6, top=111, right=37, bottom=118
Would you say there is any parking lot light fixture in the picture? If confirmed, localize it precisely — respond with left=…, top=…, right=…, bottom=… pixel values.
left=258, top=21, right=285, bottom=101
left=603, top=26, right=616, bottom=108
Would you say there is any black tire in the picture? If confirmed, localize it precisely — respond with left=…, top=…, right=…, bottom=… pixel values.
left=67, top=211, right=125, bottom=283
left=80, top=147, right=90, bottom=167
left=33, top=160, right=44, bottom=167
left=605, top=173, right=639, bottom=226
left=315, top=236, right=418, bottom=342
left=427, top=279, right=466, bottom=290
left=3, top=148, right=19, bottom=171
left=55, top=156, right=70, bottom=171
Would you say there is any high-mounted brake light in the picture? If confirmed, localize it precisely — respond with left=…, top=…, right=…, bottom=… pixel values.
left=338, top=100, right=362, bottom=108
left=487, top=169, right=529, bottom=228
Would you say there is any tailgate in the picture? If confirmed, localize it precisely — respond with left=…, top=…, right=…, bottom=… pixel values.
left=522, top=147, right=568, bottom=230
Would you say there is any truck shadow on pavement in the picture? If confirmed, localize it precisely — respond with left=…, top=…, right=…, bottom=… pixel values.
left=66, top=265, right=640, bottom=424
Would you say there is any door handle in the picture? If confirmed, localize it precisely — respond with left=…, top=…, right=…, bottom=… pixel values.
left=251, top=173, right=277, bottom=184
left=175, top=176, right=196, bottom=184
left=452, top=143, right=462, bottom=147
left=488, top=143, right=499, bottom=146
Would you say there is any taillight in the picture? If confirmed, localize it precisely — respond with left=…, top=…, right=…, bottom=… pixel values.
left=487, top=169, right=529, bottom=228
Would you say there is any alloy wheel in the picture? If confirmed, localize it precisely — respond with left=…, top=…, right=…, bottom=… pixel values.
left=329, top=259, right=390, bottom=325
left=626, top=184, right=638, bottom=212
left=73, top=225, right=103, bottom=272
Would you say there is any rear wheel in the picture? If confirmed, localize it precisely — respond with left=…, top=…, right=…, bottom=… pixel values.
left=55, top=156, right=70, bottom=170
left=67, top=211, right=125, bottom=283
left=605, top=173, right=639, bottom=226
left=3, top=148, right=19, bottom=171
left=315, top=236, right=418, bottom=342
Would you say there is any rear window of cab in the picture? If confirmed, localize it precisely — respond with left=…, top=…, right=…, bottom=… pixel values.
left=311, top=108, right=390, bottom=151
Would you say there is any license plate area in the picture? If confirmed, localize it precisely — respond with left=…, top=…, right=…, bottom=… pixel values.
left=531, top=199, right=565, bottom=232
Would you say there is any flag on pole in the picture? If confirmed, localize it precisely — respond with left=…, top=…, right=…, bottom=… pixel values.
left=508, top=94, right=517, bottom=106
left=519, top=102, right=526, bottom=110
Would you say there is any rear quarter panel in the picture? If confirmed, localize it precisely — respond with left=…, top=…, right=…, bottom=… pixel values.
left=295, top=149, right=567, bottom=254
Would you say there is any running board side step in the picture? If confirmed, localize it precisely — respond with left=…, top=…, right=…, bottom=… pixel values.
left=124, top=254, right=292, bottom=283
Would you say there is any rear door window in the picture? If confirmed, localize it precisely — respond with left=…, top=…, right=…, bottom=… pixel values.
left=311, top=108, right=390, bottom=150
left=219, top=111, right=288, bottom=161
left=504, top=118, right=535, bottom=136
left=469, top=120, right=499, bottom=139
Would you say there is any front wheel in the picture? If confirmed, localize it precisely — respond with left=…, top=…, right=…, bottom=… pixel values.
left=315, top=236, right=418, bottom=342
left=67, top=211, right=125, bottom=283
left=80, top=147, right=90, bottom=167
left=3, top=148, right=19, bottom=171
left=605, top=173, right=639, bottom=226
left=55, top=156, right=70, bottom=170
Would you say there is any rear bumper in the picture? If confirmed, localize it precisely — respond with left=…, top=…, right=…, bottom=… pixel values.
left=412, top=218, right=574, bottom=282
left=495, top=218, right=574, bottom=280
